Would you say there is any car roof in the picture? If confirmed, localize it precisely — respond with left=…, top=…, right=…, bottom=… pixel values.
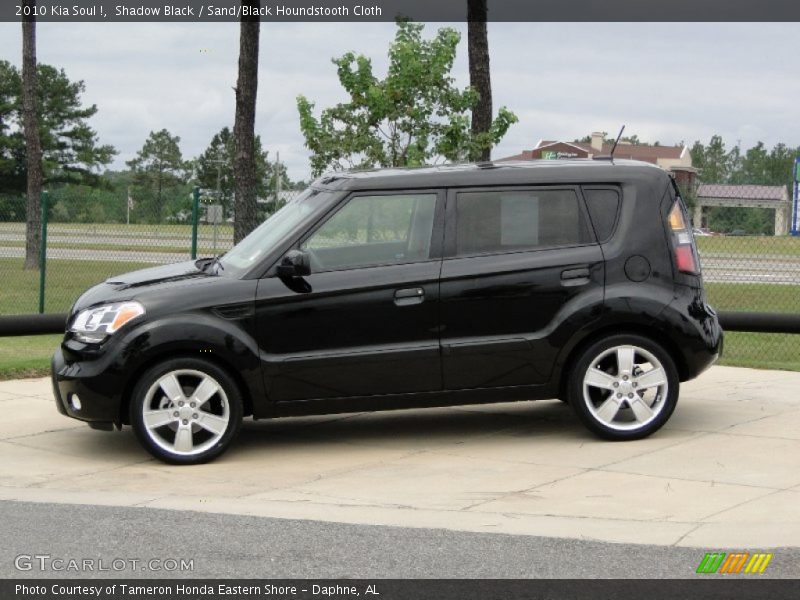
left=314, top=159, right=670, bottom=192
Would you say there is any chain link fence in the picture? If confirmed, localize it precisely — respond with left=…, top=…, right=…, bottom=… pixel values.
left=0, top=188, right=303, bottom=315
left=686, top=182, right=799, bottom=370
left=1, top=182, right=798, bottom=370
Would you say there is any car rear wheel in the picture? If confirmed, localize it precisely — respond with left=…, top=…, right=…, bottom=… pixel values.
left=568, top=334, right=679, bottom=440
left=130, top=358, right=243, bottom=464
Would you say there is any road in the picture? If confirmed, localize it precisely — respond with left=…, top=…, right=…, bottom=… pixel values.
left=1, top=500, right=797, bottom=579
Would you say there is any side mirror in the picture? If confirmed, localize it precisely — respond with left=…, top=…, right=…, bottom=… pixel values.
left=276, top=249, right=311, bottom=278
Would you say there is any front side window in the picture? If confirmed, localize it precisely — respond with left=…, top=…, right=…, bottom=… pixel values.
left=455, top=189, right=592, bottom=256
left=220, top=188, right=332, bottom=276
left=301, top=193, right=437, bottom=272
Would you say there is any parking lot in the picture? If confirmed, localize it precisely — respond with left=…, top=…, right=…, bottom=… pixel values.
left=1, top=364, right=799, bottom=555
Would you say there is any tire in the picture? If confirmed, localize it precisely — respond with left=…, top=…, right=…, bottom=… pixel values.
left=130, top=357, right=243, bottom=464
left=567, top=334, right=679, bottom=441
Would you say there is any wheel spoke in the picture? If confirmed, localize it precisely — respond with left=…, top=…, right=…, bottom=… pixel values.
left=629, top=396, right=655, bottom=422
left=173, top=427, right=194, bottom=453
left=616, top=346, right=635, bottom=376
left=635, top=367, right=667, bottom=390
left=143, top=409, right=175, bottom=430
left=585, top=368, right=617, bottom=391
left=193, top=376, right=219, bottom=406
left=595, top=396, right=622, bottom=423
left=196, top=411, right=228, bottom=436
left=159, top=373, right=185, bottom=403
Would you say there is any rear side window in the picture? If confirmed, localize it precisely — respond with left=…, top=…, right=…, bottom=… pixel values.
left=454, top=189, right=592, bottom=256
left=582, top=187, right=621, bottom=242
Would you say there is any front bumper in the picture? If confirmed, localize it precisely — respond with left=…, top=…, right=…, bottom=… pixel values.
left=51, top=346, right=123, bottom=427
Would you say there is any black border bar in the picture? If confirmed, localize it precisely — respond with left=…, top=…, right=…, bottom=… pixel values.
left=4, top=0, right=800, bottom=23
left=5, top=579, right=800, bottom=600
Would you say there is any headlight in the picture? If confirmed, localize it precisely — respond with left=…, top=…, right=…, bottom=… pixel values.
left=70, top=301, right=145, bottom=343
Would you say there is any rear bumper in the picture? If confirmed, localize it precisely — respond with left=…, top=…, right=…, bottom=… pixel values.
left=51, top=346, right=121, bottom=427
left=679, top=305, right=723, bottom=381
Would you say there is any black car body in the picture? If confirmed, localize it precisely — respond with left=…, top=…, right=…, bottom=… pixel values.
left=52, top=160, right=722, bottom=463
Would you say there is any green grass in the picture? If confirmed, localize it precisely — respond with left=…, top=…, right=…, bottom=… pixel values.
left=0, top=334, right=61, bottom=380
left=717, top=332, right=800, bottom=372
left=1, top=257, right=153, bottom=314
left=696, top=235, right=800, bottom=257
left=705, top=282, right=800, bottom=313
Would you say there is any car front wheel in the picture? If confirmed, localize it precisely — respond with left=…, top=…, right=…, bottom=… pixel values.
left=130, top=358, right=243, bottom=464
left=568, top=334, right=679, bottom=440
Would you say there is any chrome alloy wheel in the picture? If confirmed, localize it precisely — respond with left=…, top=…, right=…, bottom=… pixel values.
left=582, top=345, right=669, bottom=431
left=141, top=369, right=230, bottom=456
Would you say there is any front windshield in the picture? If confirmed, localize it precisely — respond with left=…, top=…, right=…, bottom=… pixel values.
left=220, top=188, right=330, bottom=276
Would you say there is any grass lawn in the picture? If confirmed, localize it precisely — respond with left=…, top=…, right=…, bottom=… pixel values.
left=705, top=282, right=800, bottom=313
left=696, top=235, right=800, bottom=257
left=1, top=257, right=154, bottom=314
left=0, top=334, right=61, bottom=380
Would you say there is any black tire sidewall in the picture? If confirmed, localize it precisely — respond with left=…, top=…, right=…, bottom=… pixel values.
left=130, top=357, right=243, bottom=464
left=568, top=334, right=679, bottom=441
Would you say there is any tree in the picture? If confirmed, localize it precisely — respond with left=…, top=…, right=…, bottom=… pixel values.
left=467, top=0, right=492, bottom=162
left=233, top=0, right=260, bottom=244
left=297, top=21, right=517, bottom=176
left=21, top=0, right=42, bottom=269
left=691, top=135, right=733, bottom=184
left=196, top=126, right=288, bottom=217
left=126, top=129, right=186, bottom=222
left=0, top=61, right=116, bottom=193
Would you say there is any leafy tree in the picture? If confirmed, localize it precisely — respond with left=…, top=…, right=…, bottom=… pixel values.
left=691, top=135, right=733, bottom=184
left=195, top=126, right=288, bottom=217
left=297, top=21, right=517, bottom=176
left=0, top=56, right=116, bottom=265
left=233, top=0, right=261, bottom=243
left=126, top=129, right=187, bottom=222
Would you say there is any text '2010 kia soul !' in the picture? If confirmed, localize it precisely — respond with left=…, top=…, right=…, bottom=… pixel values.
left=52, top=160, right=722, bottom=464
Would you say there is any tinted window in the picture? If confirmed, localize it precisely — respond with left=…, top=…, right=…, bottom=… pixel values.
left=302, top=193, right=436, bottom=271
left=582, top=188, right=620, bottom=241
left=455, top=189, right=592, bottom=256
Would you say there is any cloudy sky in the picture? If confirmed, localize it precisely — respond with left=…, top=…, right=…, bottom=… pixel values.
left=1, top=22, right=799, bottom=182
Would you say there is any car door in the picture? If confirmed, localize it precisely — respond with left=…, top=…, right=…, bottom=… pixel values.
left=254, top=189, right=444, bottom=402
left=439, top=186, right=604, bottom=390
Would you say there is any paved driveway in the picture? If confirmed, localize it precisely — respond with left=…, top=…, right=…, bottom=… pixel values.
left=0, top=365, right=799, bottom=549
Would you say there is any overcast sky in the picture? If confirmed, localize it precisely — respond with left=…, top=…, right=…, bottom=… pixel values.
left=1, top=22, right=799, bottom=182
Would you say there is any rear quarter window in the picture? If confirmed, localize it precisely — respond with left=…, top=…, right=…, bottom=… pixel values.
left=582, top=187, right=621, bottom=242
left=454, top=189, right=593, bottom=256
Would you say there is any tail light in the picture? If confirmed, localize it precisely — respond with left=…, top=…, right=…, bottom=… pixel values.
left=668, top=199, right=699, bottom=275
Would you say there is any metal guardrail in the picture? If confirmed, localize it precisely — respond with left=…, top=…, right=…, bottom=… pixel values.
left=1, top=311, right=798, bottom=337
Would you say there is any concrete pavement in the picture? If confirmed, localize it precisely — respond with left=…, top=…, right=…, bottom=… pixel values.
left=0, top=365, right=799, bottom=549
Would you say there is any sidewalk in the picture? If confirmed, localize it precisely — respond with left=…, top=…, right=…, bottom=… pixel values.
left=0, top=365, right=798, bottom=548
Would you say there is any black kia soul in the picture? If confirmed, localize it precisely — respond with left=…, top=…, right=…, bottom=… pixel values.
left=52, top=160, right=722, bottom=464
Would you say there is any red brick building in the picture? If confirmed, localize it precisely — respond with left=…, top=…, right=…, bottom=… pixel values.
left=499, top=132, right=697, bottom=193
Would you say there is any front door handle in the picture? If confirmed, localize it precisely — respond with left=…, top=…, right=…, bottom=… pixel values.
left=394, top=287, right=425, bottom=306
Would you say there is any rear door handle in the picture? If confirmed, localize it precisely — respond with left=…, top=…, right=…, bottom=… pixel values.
left=561, top=267, right=591, bottom=286
left=394, top=287, right=425, bottom=306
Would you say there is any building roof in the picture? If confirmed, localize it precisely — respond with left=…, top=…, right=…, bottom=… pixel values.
left=696, top=184, right=789, bottom=201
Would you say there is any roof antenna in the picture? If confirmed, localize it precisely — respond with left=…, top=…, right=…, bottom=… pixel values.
left=609, top=125, right=625, bottom=159
left=593, top=125, right=625, bottom=162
